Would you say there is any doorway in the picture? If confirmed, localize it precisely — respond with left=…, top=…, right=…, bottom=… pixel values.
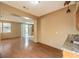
left=21, top=23, right=34, bottom=38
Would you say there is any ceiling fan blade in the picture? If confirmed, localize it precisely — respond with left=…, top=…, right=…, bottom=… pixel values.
left=64, top=1, right=71, bottom=6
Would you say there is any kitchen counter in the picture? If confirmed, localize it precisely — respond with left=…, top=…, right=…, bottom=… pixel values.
left=63, top=34, right=79, bottom=54
left=61, top=48, right=79, bottom=55
left=62, top=48, right=79, bottom=58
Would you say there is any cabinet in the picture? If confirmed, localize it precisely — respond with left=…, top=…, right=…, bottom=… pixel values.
left=76, top=6, right=79, bottom=30
left=63, top=51, right=79, bottom=58
left=76, top=3, right=79, bottom=30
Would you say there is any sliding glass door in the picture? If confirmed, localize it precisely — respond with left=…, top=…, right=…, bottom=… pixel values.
left=21, top=24, right=33, bottom=38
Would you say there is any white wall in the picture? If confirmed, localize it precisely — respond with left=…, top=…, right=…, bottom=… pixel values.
left=38, top=5, right=79, bottom=49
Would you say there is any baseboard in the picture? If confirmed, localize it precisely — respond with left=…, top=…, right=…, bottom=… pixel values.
left=1, top=36, right=21, bottom=40
left=36, top=42, right=62, bottom=51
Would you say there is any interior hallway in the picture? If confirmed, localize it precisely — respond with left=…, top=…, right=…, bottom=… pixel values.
left=0, top=37, right=63, bottom=58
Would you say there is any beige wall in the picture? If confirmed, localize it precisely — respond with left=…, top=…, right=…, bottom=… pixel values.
left=37, top=5, right=79, bottom=49
left=0, top=21, right=21, bottom=39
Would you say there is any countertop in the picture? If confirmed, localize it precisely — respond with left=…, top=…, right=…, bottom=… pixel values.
left=63, top=34, right=79, bottom=55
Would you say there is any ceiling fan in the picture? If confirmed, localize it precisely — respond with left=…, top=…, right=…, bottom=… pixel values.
left=64, top=1, right=71, bottom=13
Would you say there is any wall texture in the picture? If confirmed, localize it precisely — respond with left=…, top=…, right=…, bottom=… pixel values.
left=37, top=5, right=79, bottom=49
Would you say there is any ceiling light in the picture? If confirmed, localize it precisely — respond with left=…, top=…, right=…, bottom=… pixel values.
left=23, top=17, right=30, bottom=19
left=30, top=1, right=40, bottom=5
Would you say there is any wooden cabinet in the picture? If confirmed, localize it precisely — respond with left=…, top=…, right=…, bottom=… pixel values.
left=63, top=51, right=79, bottom=58
left=76, top=3, right=79, bottom=30
left=76, top=6, right=79, bottom=30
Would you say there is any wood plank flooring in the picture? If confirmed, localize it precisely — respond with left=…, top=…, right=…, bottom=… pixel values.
left=0, top=37, right=63, bottom=58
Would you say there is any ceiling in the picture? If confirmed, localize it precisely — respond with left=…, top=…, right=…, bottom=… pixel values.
left=2, top=1, right=75, bottom=17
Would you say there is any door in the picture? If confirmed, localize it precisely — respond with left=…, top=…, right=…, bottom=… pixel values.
left=21, top=24, right=33, bottom=38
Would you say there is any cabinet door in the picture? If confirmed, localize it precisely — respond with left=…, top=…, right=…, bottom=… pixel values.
left=76, top=6, right=79, bottom=30
left=76, top=7, right=79, bottom=30
left=63, top=51, right=79, bottom=58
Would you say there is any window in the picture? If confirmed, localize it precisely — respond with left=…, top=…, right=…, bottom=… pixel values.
left=3, top=23, right=11, bottom=33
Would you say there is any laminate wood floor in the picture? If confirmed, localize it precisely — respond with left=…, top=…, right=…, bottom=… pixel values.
left=0, top=37, right=63, bottom=58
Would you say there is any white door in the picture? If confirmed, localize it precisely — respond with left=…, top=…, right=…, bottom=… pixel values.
left=21, top=24, right=33, bottom=38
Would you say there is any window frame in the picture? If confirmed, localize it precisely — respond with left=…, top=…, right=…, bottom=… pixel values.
left=2, top=22, right=12, bottom=33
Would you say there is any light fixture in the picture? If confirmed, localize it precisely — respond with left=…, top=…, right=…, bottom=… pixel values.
left=64, top=1, right=71, bottom=13
left=30, top=1, right=40, bottom=5
left=23, top=17, right=30, bottom=19
left=64, top=1, right=70, bottom=6
left=66, top=6, right=71, bottom=13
